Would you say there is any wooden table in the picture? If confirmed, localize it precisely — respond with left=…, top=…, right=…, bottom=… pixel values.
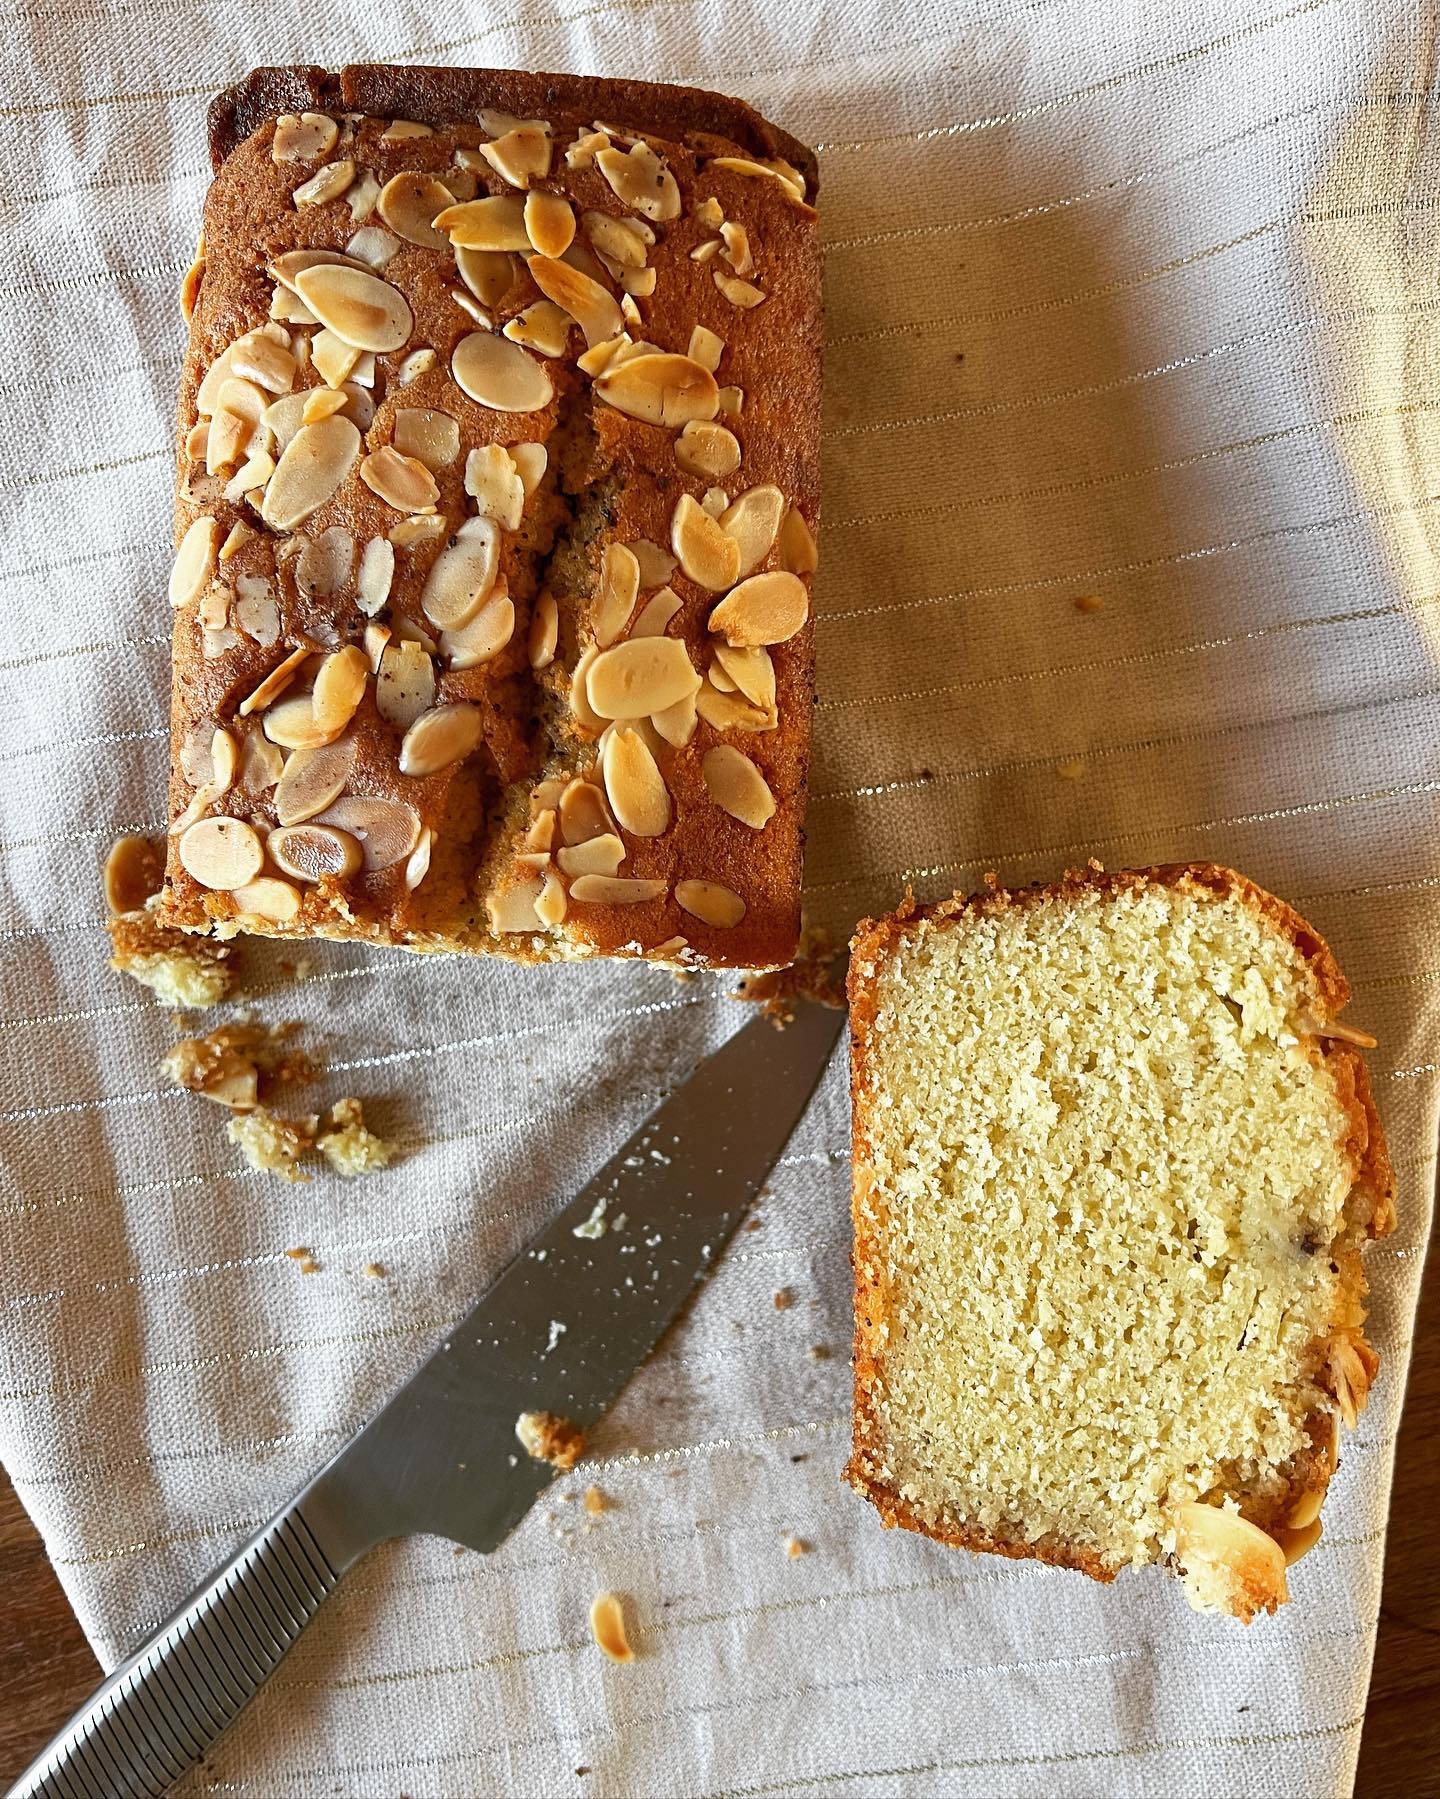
left=3, top=1254, right=1437, bottom=1793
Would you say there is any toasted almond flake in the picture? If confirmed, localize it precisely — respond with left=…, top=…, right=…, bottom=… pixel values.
left=596, top=353, right=719, bottom=429
left=261, top=391, right=306, bottom=449
left=403, top=825, right=435, bottom=891
left=180, top=240, right=205, bottom=323
left=1274, top=1519, right=1323, bottom=1566
left=713, top=642, right=776, bottom=712
left=708, top=570, right=808, bottom=647
left=717, top=385, right=743, bottom=416
left=381, top=118, right=433, bottom=142
left=294, top=264, right=413, bottom=353
left=1329, top=1336, right=1372, bottom=1430
left=558, top=778, right=616, bottom=846
left=169, top=517, right=218, bottom=609
left=357, top=537, right=395, bottom=616
left=234, top=575, right=280, bottom=646
left=719, top=220, right=754, bottom=276
left=396, top=346, right=438, bottom=387
left=504, top=300, right=572, bottom=358
left=376, top=170, right=454, bottom=249
left=389, top=515, right=446, bottom=551
left=520, top=188, right=575, bottom=259
left=270, top=285, right=316, bottom=324
left=225, top=449, right=275, bottom=502
left=719, top=485, right=785, bottom=575
left=260, top=415, right=361, bottom=531
left=268, top=249, right=365, bottom=293
left=451, top=253, right=512, bottom=320
left=359, top=445, right=440, bottom=514
left=179, top=817, right=264, bottom=891
left=693, top=195, right=725, bottom=229
left=363, top=621, right=392, bottom=672
left=676, top=878, right=745, bottom=927
left=197, top=326, right=293, bottom=413
left=1172, top=1503, right=1288, bottom=1622
left=621, top=267, right=655, bottom=299
left=650, top=686, right=697, bottom=748
left=376, top=640, right=437, bottom=729
left=219, top=521, right=254, bottom=564
left=436, top=194, right=530, bottom=251
left=714, top=270, right=766, bottom=309
left=535, top=871, right=567, bottom=926
left=696, top=678, right=774, bottom=733
left=479, top=123, right=552, bottom=188
left=596, top=140, right=679, bottom=221
left=566, top=127, right=610, bottom=170
left=685, top=324, right=725, bottom=373
left=294, top=158, right=355, bottom=207
left=450, top=287, right=493, bottom=330
left=310, top=646, right=369, bottom=740
left=581, top=210, right=646, bottom=269
left=452, top=332, right=554, bottom=412
left=700, top=487, right=728, bottom=519
left=104, top=833, right=165, bottom=915
left=399, top=703, right=484, bottom=777
left=587, top=637, right=699, bottom=720
left=709, top=154, right=806, bottom=201
left=347, top=170, right=381, bottom=222
left=593, top=543, right=641, bottom=649
left=529, top=588, right=559, bottom=669
left=570, top=875, right=665, bottom=907
left=702, top=744, right=775, bottom=828
left=302, top=387, right=349, bottom=425
left=238, top=646, right=310, bottom=717
left=526, top=254, right=624, bottom=350
left=602, top=727, right=670, bottom=836
left=419, top=516, right=500, bottom=630
left=631, top=540, right=678, bottom=589
left=486, top=873, right=544, bottom=933
left=671, top=493, right=741, bottom=591
left=185, top=420, right=210, bottom=463
left=198, top=584, right=230, bottom=633
left=231, top=875, right=303, bottom=922
left=296, top=526, right=356, bottom=599
left=525, top=809, right=557, bottom=853
left=576, top=334, right=628, bottom=378
left=690, top=238, right=722, bottom=263
left=206, top=376, right=266, bottom=472
left=269, top=822, right=363, bottom=882
left=465, top=444, right=526, bottom=529
left=566, top=646, right=606, bottom=737
left=262, top=693, right=332, bottom=750
left=442, top=591, right=515, bottom=668
left=314, top=796, right=422, bottom=870
left=776, top=504, right=819, bottom=575
left=341, top=228, right=400, bottom=275
left=675, top=421, right=741, bottom=481
left=557, top=833, right=626, bottom=877
left=238, top=729, right=284, bottom=796
left=587, top=1587, right=635, bottom=1660
left=273, top=112, right=338, bottom=163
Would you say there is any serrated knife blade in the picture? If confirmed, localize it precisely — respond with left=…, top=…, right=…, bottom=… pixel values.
left=11, top=995, right=846, bottom=1799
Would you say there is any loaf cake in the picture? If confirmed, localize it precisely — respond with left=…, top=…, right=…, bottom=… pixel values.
left=155, top=66, right=820, bottom=970
left=846, top=864, right=1395, bottom=1621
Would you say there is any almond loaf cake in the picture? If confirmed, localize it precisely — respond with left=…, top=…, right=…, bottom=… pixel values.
left=846, top=864, right=1395, bottom=1621
left=156, top=65, right=820, bottom=970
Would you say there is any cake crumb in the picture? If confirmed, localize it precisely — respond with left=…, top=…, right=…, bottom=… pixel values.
left=284, top=1246, right=311, bottom=1261
left=808, top=1344, right=832, bottom=1361
left=227, top=1108, right=318, bottom=1183
left=363, top=1260, right=387, bottom=1279
left=784, top=1536, right=811, bottom=1558
left=731, top=925, right=844, bottom=1025
left=589, top=1591, right=635, bottom=1663
left=516, top=1410, right=587, bottom=1472
left=745, top=1215, right=763, bottom=1232
left=109, top=905, right=234, bottom=1010
left=583, top=1485, right=611, bottom=1515
left=774, top=1287, right=795, bottom=1311
left=1056, top=759, right=1087, bottom=781
left=161, top=1019, right=314, bottom=1109
left=316, top=1098, right=393, bottom=1176
left=1074, top=593, right=1104, bottom=613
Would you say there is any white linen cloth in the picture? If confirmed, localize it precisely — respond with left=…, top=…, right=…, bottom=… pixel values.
left=1, top=1, right=1436, bottom=1792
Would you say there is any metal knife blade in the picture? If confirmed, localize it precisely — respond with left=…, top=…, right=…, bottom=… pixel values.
left=300, top=991, right=846, bottom=1561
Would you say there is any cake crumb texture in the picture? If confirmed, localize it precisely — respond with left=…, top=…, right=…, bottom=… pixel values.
left=846, top=863, right=1393, bottom=1616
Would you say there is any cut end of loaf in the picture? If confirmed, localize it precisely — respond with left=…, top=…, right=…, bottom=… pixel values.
left=846, top=863, right=1393, bottom=1617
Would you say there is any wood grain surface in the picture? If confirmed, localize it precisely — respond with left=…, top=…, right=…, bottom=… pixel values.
left=1, top=1243, right=1435, bottom=1792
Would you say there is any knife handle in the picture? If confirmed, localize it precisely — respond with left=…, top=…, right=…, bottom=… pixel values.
left=8, top=1504, right=344, bottom=1799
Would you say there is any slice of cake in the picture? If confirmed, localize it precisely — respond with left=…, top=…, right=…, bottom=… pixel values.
left=845, top=863, right=1394, bottom=1621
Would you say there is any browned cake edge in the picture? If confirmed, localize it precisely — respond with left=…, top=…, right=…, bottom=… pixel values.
left=843, top=861, right=1396, bottom=1585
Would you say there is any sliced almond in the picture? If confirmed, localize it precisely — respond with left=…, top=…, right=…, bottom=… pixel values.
left=390, top=515, right=447, bottom=551
left=685, top=326, right=724, bottom=374
left=294, top=158, right=355, bottom=207
left=596, top=141, right=679, bottom=221
left=452, top=332, right=554, bottom=412
left=393, top=408, right=461, bottom=472
left=570, top=875, right=665, bottom=907
left=363, top=622, right=391, bottom=672
left=185, top=420, right=210, bottom=464
left=671, top=494, right=740, bottom=591
left=301, top=387, right=349, bottom=425
left=345, top=225, right=400, bottom=270
left=719, top=220, right=754, bottom=276
left=1273, top=1519, right=1323, bottom=1566
left=377, top=170, right=455, bottom=249
left=1286, top=1487, right=1325, bottom=1530
left=651, top=688, right=698, bottom=748
left=568, top=646, right=605, bottom=736
left=381, top=119, right=433, bottom=142
left=104, top=834, right=165, bottom=915
left=357, top=537, right=395, bottom=615
left=220, top=520, right=255, bottom=562
left=441, top=591, right=515, bottom=668
left=296, top=526, right=356, bottom=600
left=268, top=249, right=364, bottom=292
left=347, top=170, right=381, bottom=222
left=311, top=646, right=369, bottom=739
left=456, top=247, right=517, bottom=312
left=535, top=871, right=567, bottom=926
left=435, top=194, right=530, bottom=250
left=376, top=640, right=437, bottom=728
left=231, top=876, right=303, bottom=922
left=397, top=346, right=439, bottom=386
left=261, top=415, right=361, bottom=531
left=399, top=703, right=484, bottom=777
left=224, top=448, right=275, bottom=501
left=238, top=646, right=310, bottom=717
left=701, top=486, right=729, bottom=519
left=596, top=354, right=718, bottom=429
left=360, top=446, right=440, bottom=513
left=691, top=238, right=722, bottom=263
left=169, top=516, right=218, bottom=609
left=197, top=326, right=295, bottom=413
left=1171, top=1503, right=1288, bottom=1622
left=314, top=796, right=421, bottom=870
left=526, top=254, right=623, bottom=350
left=696, top=679, right=774, bottom=733
left=675, top=421, right=741, bottom=481
left=206, top=376, right=267, bottom=473
left=714, top=271, right=766, bottom=309
left=708, top=571, right=808, bottom=646
left=234, top=575, right=280, bottom=646
left=525, top=189, right=575, bottom=257
left=178, top=817, right=264, bottom=891
left=581, top=210, right=646, bottom=270
left=702, top=745, right=775, bottom=829
left=419, top=516, right=500, bottom=630
left=717, top=385, right=743, bottom=416
left=261, top=694, right=331, bottom=750
left=180, top=240, right=205, bottom=323
left=273, top=113, right=338, bottom=163
left=1329, top=1336, right=1374, bottom=1431
left=720, top=486, right=786, bottom=576
left=558, top=778, right=615, bottom=845
left=708, top=155, right=807, bottom=201
left=268, top=822, right=362, bottom=882
left=675, top=879, right=745, bottom=928
left=557, top=833, right=626, bottom=877
left=486, top=873, right=544, bottom=933
left=465, top=444, right=525, bottom=529
left=238, top=729, right=283, bottom=795
left=593, top=543, right=641, bottom=649
left=632, top=539, right=678, bottom=588
left=479, top=124, right=552, bottom=188
left=693, top=196, right=725, bottom=229
left=451, top=287, right=493, bottom=330
left=525, top=809, right=556, bottom=853
left=602, top=727, right=669, bottom=836
left=529, top=588, right=559, bottom=669
left=511, top=441, right=548, bottom=497
left=713, top=642, right=776, bottom=711
left=776, top=504, right=819, bottom=574
left=587, top=638, right=700, bottom=720
left=293, top=265, right=414, bottom=353
left=404, top=825, right=435, bottom=891
left=503, top=300, right=572, bottom=359
left=270, top=286, right=316, bottom=325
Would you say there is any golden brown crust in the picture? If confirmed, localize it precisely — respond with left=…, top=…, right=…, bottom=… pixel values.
left=844, top=861, right=1395, bottom=1584
left=161, top=68, right=820, bottom=971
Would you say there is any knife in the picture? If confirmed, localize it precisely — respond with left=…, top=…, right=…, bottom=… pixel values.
left=10, top=994, right=845, bottom=1799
